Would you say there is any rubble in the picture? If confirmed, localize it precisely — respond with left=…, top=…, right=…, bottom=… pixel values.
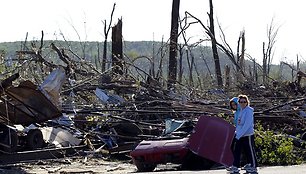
left=0, top=68, right=305, bottom=164
left=0, top=41, right=304, bottom=172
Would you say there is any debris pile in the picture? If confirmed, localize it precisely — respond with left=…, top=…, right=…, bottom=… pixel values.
left=0, top=41, right=304, bottom=171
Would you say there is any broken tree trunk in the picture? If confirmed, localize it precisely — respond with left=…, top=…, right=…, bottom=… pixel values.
left=208, top=0, right=223, bottom=88
left=111, top=18, right=123, bottom=76
left=168, top=0, right=180, bottom=90
left=237, top=30, right=246, bottom=83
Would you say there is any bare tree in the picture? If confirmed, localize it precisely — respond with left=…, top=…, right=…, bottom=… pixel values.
left=208, top=0, right=223, bottom=87
left=156, top=37, right=167, bottom=85
left=217, top=25, right=245, bottom=79
left=262, top=18, right=279, bottom=84
left=182, top=0, right=224, bottom=88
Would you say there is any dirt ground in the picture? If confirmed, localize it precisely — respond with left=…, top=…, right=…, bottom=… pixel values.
left=1, top=156, right=306, bottom=174
left=0, top=156, right=137, bottom=174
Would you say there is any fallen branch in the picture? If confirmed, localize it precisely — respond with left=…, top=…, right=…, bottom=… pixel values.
left=259, top=97, right=306, bottom=114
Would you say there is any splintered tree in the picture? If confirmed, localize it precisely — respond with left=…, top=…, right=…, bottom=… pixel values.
left=236, top=30, right=246, bottom=83
left=102, top=3, right=116, bottom=72
left=168, top=0, right=180, bottom=90
left=111, top=18, right=123, bottom=76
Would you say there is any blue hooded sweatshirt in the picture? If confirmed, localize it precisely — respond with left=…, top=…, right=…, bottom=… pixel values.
left=230, top=97, right=240, bottom=126
left=235, top=105, right=255, bottom=140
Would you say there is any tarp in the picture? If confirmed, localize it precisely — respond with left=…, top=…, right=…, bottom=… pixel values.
left=39, top=67, right=66, bottom=107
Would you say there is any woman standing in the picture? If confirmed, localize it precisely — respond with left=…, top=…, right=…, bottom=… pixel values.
left=229, top=94, right=258, bottom=174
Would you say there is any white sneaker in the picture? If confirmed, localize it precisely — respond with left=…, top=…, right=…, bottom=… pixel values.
left=246, top=167, right=257, bottom=173
left=229, top=166, right=239, bottom=173
left=241, top=163, right=251, bottom=170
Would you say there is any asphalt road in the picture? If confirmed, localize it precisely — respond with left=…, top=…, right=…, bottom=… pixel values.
left=135, top=164, right=306, bottom=174
left=5, top=159, right=306, bottom=174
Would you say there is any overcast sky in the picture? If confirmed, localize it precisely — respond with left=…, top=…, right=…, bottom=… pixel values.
left=2, top=0, right=305, bottom=64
